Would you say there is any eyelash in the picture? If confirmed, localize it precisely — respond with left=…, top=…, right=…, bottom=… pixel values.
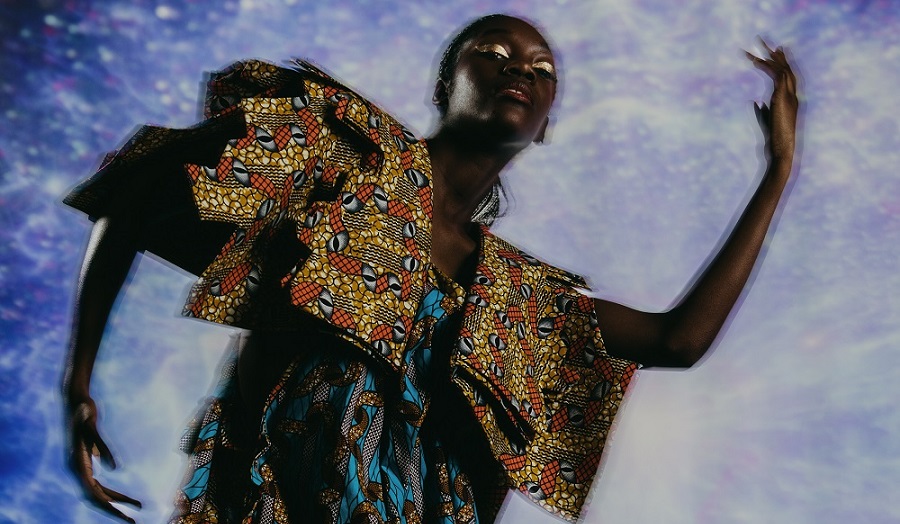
left=534, top=67, right=557, bottom=82
left=478, top=48, right=508, bottom=60
left=476, top=48, right=558, bottom=82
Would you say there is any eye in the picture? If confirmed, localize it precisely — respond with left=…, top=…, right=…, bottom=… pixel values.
left=533, top=61, right=557, bottom=82
left=474, top=43, right=510, bottom=60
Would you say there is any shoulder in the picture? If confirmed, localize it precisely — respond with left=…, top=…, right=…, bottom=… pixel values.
left=204, top=59, right=408, bottom=124
left=200, top=59, right=331, bottom=117
left=479, top=226, right=590, bottom=291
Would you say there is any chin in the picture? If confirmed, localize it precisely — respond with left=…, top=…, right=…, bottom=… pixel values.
left=484, top=115, right=542, bottom=148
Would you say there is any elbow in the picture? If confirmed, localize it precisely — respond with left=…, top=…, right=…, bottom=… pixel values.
left=658, top=335, right=710, bottom=368
left=674, top=344, right=707, bottom=368
left=653, top=308, right=718, bottom=368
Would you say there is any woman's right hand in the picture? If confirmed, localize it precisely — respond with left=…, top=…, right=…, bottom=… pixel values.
left=67, top=397, right=141, bottom=523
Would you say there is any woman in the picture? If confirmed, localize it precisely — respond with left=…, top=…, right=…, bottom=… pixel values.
left=63, top=14, right=798, bottom=524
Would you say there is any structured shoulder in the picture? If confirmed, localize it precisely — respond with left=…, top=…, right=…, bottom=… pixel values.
left=201, top=58, right=402, bottom=124
left=455, top=226, right=639, bottom=522
left=480, top=228, right=591, bottom=289
left=183, top=57, right=438, bottom=370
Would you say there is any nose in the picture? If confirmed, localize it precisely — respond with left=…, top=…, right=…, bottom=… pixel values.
left=503, top=60, right=536, bottom=82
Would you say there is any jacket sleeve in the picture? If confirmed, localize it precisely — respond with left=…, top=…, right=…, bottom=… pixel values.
left=451, top=231, right=640, bottom=522
left=517, top=266, right=639, bottom=521
left=62, top=59, right=307, bottom=276
left=63, top=115, right=245, bottom=275
left=180, top=59, right=434, bottom=343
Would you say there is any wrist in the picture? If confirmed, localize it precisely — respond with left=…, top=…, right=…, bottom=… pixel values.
left=63, top=379, right=92, bottom=407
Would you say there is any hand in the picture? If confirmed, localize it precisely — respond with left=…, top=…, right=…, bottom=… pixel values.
left=67, top=398, right=141, bottom=523
left=746, top=38, right=799, bottom=165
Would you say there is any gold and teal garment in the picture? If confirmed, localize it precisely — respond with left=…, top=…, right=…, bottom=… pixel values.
left=65, top=58, right=640, bottom=523
left=172, top=273, right=499, bottom=524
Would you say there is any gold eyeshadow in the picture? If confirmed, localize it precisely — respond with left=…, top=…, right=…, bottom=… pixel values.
left=474, top=43, right=510, bottom=58
left=474, top=43, right=556, bottom=80
left=534, top=61, right=556, bottom=77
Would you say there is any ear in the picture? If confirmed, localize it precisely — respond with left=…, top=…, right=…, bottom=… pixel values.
left=534, top=116, right=550, bottom=144
left=433, top=79, right=449, bottom=107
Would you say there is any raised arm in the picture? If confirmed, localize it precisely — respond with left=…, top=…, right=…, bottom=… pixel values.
left=596, top=41, right=799, bottom=368
left=63, top=216, right=143, bottom=523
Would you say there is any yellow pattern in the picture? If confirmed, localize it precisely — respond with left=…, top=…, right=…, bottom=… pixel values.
left=67, top=58, right=639, bottom=522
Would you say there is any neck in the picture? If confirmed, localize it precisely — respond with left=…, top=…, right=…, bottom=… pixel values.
left=426, top=127, right=521, bottom=229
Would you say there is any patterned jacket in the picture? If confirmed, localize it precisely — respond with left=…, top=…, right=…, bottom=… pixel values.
left=64, top=59, right=638, bottom=522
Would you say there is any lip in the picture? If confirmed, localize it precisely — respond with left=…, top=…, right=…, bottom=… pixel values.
left=496, top=81, right=533, bottom=105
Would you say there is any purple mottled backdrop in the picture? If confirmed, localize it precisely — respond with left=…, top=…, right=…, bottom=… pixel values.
left=1, top=0, right=899, bottom=523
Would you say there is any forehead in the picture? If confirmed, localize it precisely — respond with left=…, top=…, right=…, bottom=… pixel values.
left=470, top=17, right=553, bottom=56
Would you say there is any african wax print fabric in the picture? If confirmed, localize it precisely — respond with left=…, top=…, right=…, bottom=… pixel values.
left=64, top=59, right=640, bottom=522
left=454, top=230, right=638, bottom=519
left=172, top=275, right=493, bottom=524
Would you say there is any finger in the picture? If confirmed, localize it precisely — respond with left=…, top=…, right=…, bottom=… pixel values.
left=786, top=70, right=797, bottom=95
left=745, top=50, right=773, bottom=74
left=92, top=433, right=117, bottom=470
left=779, top=71, right=793, bottom=96
left=90, top=496, right=137, bottom=524
left=70, top=441, right=95, bottom=482
left=68, top=441, right=138, bottom=522
left=77, top=414, right=117, bottom=470
left=749, top=59, right=777, bottom=80
left=72, top=445, right=110, bottom=502
left=757, top=36, right=775, bottom=56
left=745, top=49, right=778, bottom=70
left=101, top=485, right=143, bottom=508
left=780, top=53, right=798, bottom=94
left=744, top=49, right=764, bottom=63
left=86, top=479, right=138, bottom=523
left=771, top=48, right=790, bottom=72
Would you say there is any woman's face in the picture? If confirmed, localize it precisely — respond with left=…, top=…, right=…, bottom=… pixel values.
left=440, top=16, right=557, bottom=148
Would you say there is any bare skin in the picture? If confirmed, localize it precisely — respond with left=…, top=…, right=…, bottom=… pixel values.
left=597, top=40, right=799, bottom=367
left=64, top=217, right=142, bottom=523
left=428, top=17, right=556, bottom=280
left=63, top=17, right=798, bottom=522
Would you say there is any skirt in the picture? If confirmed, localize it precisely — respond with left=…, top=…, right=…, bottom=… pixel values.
left=170, top=288, right=503, bottom=524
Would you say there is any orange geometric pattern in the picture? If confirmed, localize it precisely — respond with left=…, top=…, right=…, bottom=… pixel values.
left=451, top=229, right=639, bottom=521
left=182, top=62, right=433, bottom=371
left=173, top=59, right=638, bottom=522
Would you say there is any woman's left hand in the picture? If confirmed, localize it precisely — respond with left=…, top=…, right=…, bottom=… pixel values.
left=746, top=38, right=799, bottom=166
left=599, top=41, right=801, bottom=367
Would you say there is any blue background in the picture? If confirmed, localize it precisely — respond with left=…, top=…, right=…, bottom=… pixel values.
left=2, top=0, right=899, bottom=522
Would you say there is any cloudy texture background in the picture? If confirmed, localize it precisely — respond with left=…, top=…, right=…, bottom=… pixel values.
left=1, top=0, right=898, bottom=522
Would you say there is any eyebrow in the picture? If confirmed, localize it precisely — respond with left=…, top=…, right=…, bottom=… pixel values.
left=477, top=28, right=552, bottom=53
